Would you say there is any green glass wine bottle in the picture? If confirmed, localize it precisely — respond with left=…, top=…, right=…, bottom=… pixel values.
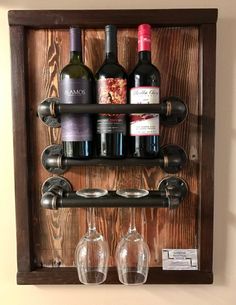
left=59, top=27, right=94, bottom=159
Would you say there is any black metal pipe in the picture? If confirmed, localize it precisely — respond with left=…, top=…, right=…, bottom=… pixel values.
left=62, top=157, right=165, bottom=167
left=57, top=103, right=167, bottom=114
left=41, top=175, right=187, bottom=210
left=45, top=155, right=182, bottom=168
left=38, top=97, right=188, bottom=130
left=41, top=190, right=183, bottom=209
left=42, top=144, right=187, bottom=175
left=44, top=155, right=184, bottom=173
left=59, top=191, right=170, bottom=208
left=38, top=102, right=168, bottom=116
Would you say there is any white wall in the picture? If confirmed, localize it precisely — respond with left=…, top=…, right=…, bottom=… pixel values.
left=0, top=1, right=236, bottom=304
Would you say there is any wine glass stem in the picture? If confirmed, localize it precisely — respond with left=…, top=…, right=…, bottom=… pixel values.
left=129, top=208, right=136, bottom=232
left=87, top=207, right=96, bottom=232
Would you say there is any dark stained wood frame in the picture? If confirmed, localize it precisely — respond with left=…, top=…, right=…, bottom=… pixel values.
left=9, top=9, right=217, bottom=285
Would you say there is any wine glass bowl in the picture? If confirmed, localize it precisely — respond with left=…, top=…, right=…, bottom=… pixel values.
left=115, top=228, right=150, bottom=285
left=75, top=228, right=109, bottom=285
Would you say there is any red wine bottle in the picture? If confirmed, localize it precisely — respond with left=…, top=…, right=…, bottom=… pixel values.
left=95, top=25, right=127, bottom=158
left=129, top=24, right=161, bottom=158
left=59, top=28, right=94, bottom=159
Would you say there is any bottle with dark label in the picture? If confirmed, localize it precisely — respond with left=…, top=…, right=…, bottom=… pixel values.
left=96, top=25, right=128, bottom=158
left=59, top=28, right=94, bottom=159
left=129, top=24, right=161, bottom=158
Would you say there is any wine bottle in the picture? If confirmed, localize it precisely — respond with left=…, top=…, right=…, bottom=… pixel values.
left=129, top=24, right=161, bottom=158
left=59, top=28, right=94, bottom=159
left=95, top=25, right=128, bottom=158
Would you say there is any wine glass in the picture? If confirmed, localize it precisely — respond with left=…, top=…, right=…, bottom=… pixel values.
left=75, top=188, right=109, bottom=285
left=115, top=189, right=150, bottom=285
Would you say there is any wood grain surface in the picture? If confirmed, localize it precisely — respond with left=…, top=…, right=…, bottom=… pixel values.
left=27, top=27, right=199, bottom=269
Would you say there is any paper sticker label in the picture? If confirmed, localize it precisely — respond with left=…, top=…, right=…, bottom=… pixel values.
left=59, top=78, right=92, bottom=141
left=130, top=86, right=160, bottom=136
left=162, top=249, right=198, bottom=270
left=97, top=78, right=127, bottom=134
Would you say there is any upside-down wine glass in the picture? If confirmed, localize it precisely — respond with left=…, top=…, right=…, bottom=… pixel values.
left=75, top=188, right=109, bottom=285
left=115, top=189, right=150, bottom=285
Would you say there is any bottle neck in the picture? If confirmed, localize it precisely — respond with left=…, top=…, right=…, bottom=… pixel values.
left=69, top=28, right=82, bottom=64
left=105, top=25, right=117, bottom=64
left=105, top=52, right=118, bottom=63
left=69, top=51, right=82, bottom=64
left=138, top=24, right=152, bottom=63
left=138, top=50, right=151, bottom=63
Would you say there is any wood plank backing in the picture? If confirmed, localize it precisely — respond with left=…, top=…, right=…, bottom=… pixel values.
left=27, top=26, right=199, bottom=269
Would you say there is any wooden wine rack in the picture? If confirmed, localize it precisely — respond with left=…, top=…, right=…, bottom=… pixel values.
left=9, top=9, right=217, bottom=284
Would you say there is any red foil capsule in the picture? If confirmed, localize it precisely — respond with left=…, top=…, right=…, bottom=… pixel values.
left=138, top=24, right=151, bottom=52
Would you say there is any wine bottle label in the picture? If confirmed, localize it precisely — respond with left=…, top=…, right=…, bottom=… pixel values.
left=59, top=78, right=92, bottom=141
left=130, top=86, right=160, bottom=136
left=97, top=78, right=127, bottom=134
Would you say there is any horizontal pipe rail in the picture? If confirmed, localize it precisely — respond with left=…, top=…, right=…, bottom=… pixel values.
left=42, top=144, right=186, bottom=175
left=38, top=99, right=186, bottom=115
left=62, top=191, right=170, bottom=208
left=41, top=190, right=182, bottom=209
left=62, top=157, right=166, bottom=167
left=57, top=103, right=167, bottom=114
left=37, top=97, right=188, bottom=129
left=42, top=144, right=187, bottom=175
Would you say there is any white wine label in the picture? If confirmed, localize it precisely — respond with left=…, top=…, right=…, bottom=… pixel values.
left=130, top=86, right=160, bottom=136
left=162, top=249, right=198, bottom=270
